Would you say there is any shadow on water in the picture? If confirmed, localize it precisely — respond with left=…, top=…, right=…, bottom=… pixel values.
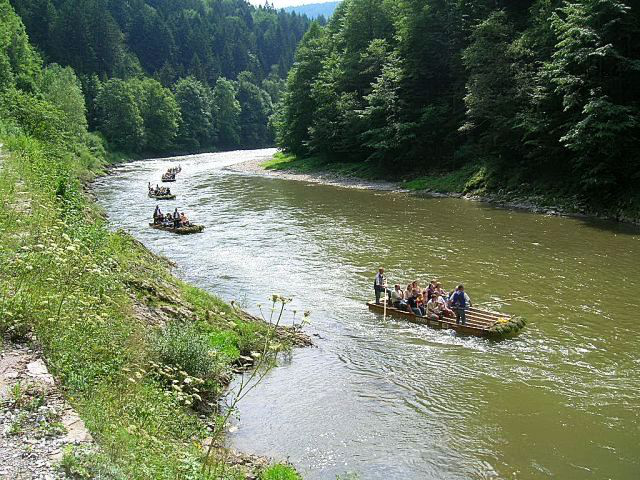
left=574, top=214, right=640, bottom=236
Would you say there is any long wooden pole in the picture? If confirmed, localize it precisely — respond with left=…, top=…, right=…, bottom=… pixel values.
left=383, top=280, right=387, bottom=319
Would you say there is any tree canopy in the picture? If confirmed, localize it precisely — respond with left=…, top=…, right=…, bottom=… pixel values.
left=276, top=0, right=640, bottom=206
left=9, top=0, right=313, bottom=153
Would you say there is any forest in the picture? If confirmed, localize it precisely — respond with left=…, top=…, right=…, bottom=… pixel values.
left=10, top=0, right=312, bottom=153
left=275, top=0, right=640, bottom=211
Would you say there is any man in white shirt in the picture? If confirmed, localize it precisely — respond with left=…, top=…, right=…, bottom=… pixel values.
left=390, top=284, right=406, bottom=309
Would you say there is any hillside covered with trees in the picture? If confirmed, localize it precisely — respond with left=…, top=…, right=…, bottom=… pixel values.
left=276, top=0, right=640, bottom=214
left=10, top=0, right=313, bottom=153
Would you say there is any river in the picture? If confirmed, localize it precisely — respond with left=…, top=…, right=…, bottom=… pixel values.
left=93, top=149, right=640, bottom=480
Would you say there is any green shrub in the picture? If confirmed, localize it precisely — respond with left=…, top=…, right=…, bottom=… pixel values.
left=155, top=321, right=218, bottom=379
left=207, top=330, right=241, bottom=360
left=260, top=464, right=301, bottom=480
left=60, top=445, right=126, bottom=480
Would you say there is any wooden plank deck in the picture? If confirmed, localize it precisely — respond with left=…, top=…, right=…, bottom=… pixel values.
left=367, top=302, right=513, bottom=337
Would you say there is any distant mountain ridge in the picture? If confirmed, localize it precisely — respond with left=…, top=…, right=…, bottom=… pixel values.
left=284, top=1, right=340, bottom=19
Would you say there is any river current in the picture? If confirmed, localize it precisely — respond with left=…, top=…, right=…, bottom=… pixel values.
left=93, top=149, right=640, bottom=480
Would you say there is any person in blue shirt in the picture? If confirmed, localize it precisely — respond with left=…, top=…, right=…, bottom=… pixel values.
left=450, top=284, right=472, bottom=325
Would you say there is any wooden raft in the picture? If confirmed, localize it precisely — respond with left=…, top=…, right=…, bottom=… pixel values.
left=149, top=223, right=204, bottom=235
left=148, top=193, right=176, bottom=200
left=367, top=302, right=523, bottom=338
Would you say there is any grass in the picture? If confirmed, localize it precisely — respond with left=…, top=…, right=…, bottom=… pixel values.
left=262, top=152, right=381, bottom=180
left=404, top=163, right=487, bottom=194
left=0, top=121, right=297, bottom=478
left=260, top=464, right=301, bottom=480
left=263, top=152, right=488, bottom=193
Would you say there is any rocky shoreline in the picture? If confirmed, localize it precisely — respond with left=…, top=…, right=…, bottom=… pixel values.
left=227, top=157, right=640, bottom=226
left=226, top=157, right=405, bottom=192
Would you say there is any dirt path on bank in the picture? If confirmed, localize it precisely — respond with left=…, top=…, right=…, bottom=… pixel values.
left=0, top=343, right=93, bottom=479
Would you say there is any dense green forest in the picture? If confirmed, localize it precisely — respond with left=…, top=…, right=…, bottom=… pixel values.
left=10, top=0, right=312, bottom=153
left=276, top=0, right=640, bottom=211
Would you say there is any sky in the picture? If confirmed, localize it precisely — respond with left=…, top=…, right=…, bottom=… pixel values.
left=248, top=0, right=335, bottom=8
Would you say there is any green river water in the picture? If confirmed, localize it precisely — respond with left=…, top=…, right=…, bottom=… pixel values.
left=93, top=149, right=640, bottom=480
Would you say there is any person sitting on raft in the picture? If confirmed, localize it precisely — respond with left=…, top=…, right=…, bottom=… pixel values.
left=426, top=292, right=442, bottom=320
left=406, top=291, right=424, bottom=317
left=416, top=293, right=426, bottom=315
left=425, top=280, right=437, bottom=301
left=427, top=292, right=454, bottom=320
left=450, top=285, right=472, bottom=325
left=179, top=212, right=190, bottom=226
left=391, top=284, right=407, bottom=310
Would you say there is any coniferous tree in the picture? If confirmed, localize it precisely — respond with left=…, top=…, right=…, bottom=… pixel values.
left=212, top=77, right=241, bottom=148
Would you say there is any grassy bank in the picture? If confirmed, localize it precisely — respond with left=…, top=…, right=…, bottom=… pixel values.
left=263, top=152, right=381, bottom=180
left=263, top=153, right=640, bottom=223
left=0, top=117, right=300, bottom=478
left=263, top=153, right=489, bottom=192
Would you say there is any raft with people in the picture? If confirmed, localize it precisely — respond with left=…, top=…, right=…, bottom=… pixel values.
left=148, top=183, right=175, bottom=199
left=150, top=206, right=203, bottom=234
left=161, top=165, right=182, bottom=183
left=148, top=192, right=176, bottom=200
left=367, top=302, right=524, bottom=338
left=370, top=269, right=526, bottom=338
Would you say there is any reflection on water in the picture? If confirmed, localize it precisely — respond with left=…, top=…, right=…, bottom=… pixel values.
left=94, top=149, right=640, bottom=480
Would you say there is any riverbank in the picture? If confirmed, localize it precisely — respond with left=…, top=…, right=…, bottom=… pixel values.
left=229, top=153, right=640, bottom=225
left=0, top=136, right=304, bottom=479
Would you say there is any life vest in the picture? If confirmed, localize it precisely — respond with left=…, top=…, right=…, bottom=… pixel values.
left=452, top=291, right=466, bottom=308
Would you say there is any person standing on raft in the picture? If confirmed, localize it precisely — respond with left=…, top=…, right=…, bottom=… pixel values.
left=451, top=284, right=472, bottom=325
left=172, top=208, right=180, bottom=228
left=374, top=268, right=388, bottom=305
left=153, top=205, right=163, bottom=224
